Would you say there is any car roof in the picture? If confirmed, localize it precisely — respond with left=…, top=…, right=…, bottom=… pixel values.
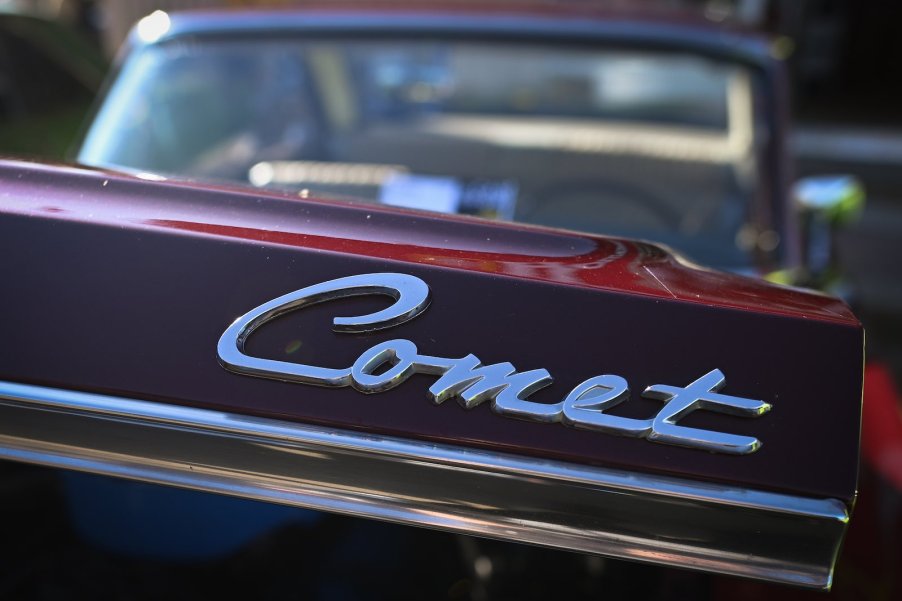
left=132, top=3, right=774, bottom=67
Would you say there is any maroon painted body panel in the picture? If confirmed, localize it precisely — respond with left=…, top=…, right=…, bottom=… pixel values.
left=0, top=160, right=863, bottom=504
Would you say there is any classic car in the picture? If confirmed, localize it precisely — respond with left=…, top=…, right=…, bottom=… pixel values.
left=0, top=4, right=882, bottom=599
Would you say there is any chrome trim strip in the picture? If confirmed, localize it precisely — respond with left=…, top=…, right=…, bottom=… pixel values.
left=0, top=380, right=846, bottom=589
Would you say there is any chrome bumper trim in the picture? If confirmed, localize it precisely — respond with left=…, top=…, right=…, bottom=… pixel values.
left=0, top=380, right=847, bottom=589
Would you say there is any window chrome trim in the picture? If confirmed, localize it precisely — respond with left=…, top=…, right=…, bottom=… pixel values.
left=0, top=380, right=846, bottom=590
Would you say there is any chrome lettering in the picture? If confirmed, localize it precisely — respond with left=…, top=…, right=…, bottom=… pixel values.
left=430, top=356, right=551, bottom=410
left=217, top=273, right=432, bottom=387
left=643, top=369, right=771, bottom=454
left=218, top=273, right=771, bottom=455
left=562, top=375, right=652, bottom=437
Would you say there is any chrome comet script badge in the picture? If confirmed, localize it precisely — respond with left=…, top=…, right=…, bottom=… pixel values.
left=218, top=273, right=772, bottom=455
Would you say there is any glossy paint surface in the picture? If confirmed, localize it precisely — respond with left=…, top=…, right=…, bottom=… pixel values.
left=2, top=161, right=854, bottom=323
left=0, top=160, right=863, bottom=502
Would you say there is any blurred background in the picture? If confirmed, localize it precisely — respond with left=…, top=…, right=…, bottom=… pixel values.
left=1, top=0, right=900, bottom=599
